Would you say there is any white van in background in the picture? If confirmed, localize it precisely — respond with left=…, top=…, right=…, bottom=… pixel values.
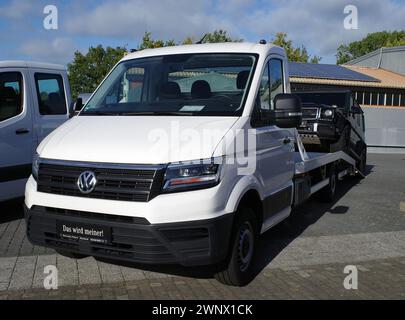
left=0, top=61, right=72, bottom=202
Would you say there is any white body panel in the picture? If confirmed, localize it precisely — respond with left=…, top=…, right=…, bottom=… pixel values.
left=27, top=67, right=71, bottom=142
left=0, top=67, right=34, bottom=166
left=38, top=116, right=238, bottom=164
left=0, top=61, right=71, bottom=201
left=24, top=43, right=294, bottom=230
left=22, top=43, right=361, bottom=271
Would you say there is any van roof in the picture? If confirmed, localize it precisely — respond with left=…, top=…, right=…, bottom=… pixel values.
left=122, top=42, right=284, bottom=62
left=0, top=60, right=66, bottom=71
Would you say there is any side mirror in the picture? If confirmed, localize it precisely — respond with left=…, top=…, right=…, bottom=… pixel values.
left=69, top=101, right=75, bottom=118
left=274, top=93, right=302, bottom=128
left=71, top=97, right=83, bottom=116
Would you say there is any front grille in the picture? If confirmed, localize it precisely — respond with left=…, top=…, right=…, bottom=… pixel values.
left=302, top=108, right=318, bottom=120
left=37, top=162, right=165, bottom=202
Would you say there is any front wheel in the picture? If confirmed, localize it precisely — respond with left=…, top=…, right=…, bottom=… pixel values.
left=214, top=207, right=258, bottom=286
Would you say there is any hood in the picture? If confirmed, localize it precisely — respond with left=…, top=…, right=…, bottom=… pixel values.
left=38, top=116, right=238, bottom=164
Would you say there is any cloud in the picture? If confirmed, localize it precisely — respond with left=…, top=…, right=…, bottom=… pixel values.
left=243, top=0, right=405, bottom=61
left=0, top=0, right=36, bottom=19
left=1, top=0, right=404, bottom=64
left=63, top=0, right=405, bottom=63
left=65, top=0, right=237, bottom=42
left=20, top=37, right=77, bottom=64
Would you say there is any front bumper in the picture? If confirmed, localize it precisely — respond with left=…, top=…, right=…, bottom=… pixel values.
left=298, top=121, right=338, bottom=143
left=25, top=205, right=233, bottom=267
left=25, top=175, right=230, bottom=225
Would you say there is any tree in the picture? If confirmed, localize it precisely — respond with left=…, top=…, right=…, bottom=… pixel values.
left=138, top=32, right=176, bottom=50
left=139, top=30, right=242, bottom=49
left=182, top=36, right=194, bottom=45
left=272, top=32, right=322, bottom=63
left=200, top=29, right=242, bottom=43
left=336, top=30, right=405, bottom=64
left=68, top=45, right=127, bottom=99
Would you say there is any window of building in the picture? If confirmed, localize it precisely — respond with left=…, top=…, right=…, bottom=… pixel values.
left=378, top=93, right=385, bottom=106
left=0, top=72, right=23, bottom=122
left=371, top=92, right=378, bottom=105
left=393, top=93, right=400, bottom=107
left=356, top=91, right=364, bottom=104
left=35, top=73, right=67, bottom=115
left=400, top=94, right=405, bottom=107
left=386, top=93, right=393, bottom=106
left=363, top=92, right=371, bottom=105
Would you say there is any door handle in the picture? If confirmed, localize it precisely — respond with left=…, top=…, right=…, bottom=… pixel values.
left=15, top=128, right=30, bottom=135
left=283, top=137, right=291, bottom=144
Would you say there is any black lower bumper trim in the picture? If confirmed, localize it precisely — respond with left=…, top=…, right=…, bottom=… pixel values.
left=25, top=205, right=233, bottom=267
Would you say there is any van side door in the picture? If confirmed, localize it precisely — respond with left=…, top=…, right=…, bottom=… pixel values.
left=28, top=69, right=71, bottom=143
left=0, top=68, right=35, bottom=201
left=252, top=56, right=294, bottom=232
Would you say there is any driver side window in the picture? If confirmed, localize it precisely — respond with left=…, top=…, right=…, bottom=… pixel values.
left=252, top=61, right=272, bottom=127
left=257, top=58, right=284, bottom=112
left=253, top=58, right=285, bottom=127
left=258, top=62, right=270, bottom=111
left=269, top=59, right=284, bottom=109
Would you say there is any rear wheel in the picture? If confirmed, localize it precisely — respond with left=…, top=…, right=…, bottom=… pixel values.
left=215, top=207, right=258, bottom=286
left=318, top=165, right=337, bottom=203
left=356, top=148, right=367, bottom=178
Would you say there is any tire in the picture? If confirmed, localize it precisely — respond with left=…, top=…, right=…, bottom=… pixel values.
left=56, top=249, right=88, bottom=259
left=214, top=207, right=258, bottom=286
left=318, top=165, right=337, bottom=203
left=356, top=148, right=367, bottom=178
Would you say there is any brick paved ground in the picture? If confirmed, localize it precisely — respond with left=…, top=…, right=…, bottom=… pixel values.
left=0, top=257, right=404, bottom=300
left=0, top=153, right=404, bottom=299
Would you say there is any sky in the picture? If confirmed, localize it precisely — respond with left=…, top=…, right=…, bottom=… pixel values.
left=0, top=0, right=404, bottom=65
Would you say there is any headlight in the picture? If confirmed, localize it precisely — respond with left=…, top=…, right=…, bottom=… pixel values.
left=163, top=158, right=222, bottom=192
left=321, top=109, right=334, bottom=119
left=32, top=152, right=40, bottom=181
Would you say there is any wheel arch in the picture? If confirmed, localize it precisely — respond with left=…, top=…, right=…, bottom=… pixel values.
left=236, top=189, right=263, bottom=232
left=225, top=176, right=265, bottom=231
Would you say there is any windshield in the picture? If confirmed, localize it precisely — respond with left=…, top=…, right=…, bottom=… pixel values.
left=82, top=53, right=257, bottom=116
left=295, top=92, right=348, bottom=109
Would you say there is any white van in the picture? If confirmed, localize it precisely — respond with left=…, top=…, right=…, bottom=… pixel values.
left=25, top=43, right=359, bottom=286
left=0, top=61, right=71, bottom=201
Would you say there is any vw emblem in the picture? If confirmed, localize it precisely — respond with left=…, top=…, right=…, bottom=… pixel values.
left=77, top=171, right=97, bottom=194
